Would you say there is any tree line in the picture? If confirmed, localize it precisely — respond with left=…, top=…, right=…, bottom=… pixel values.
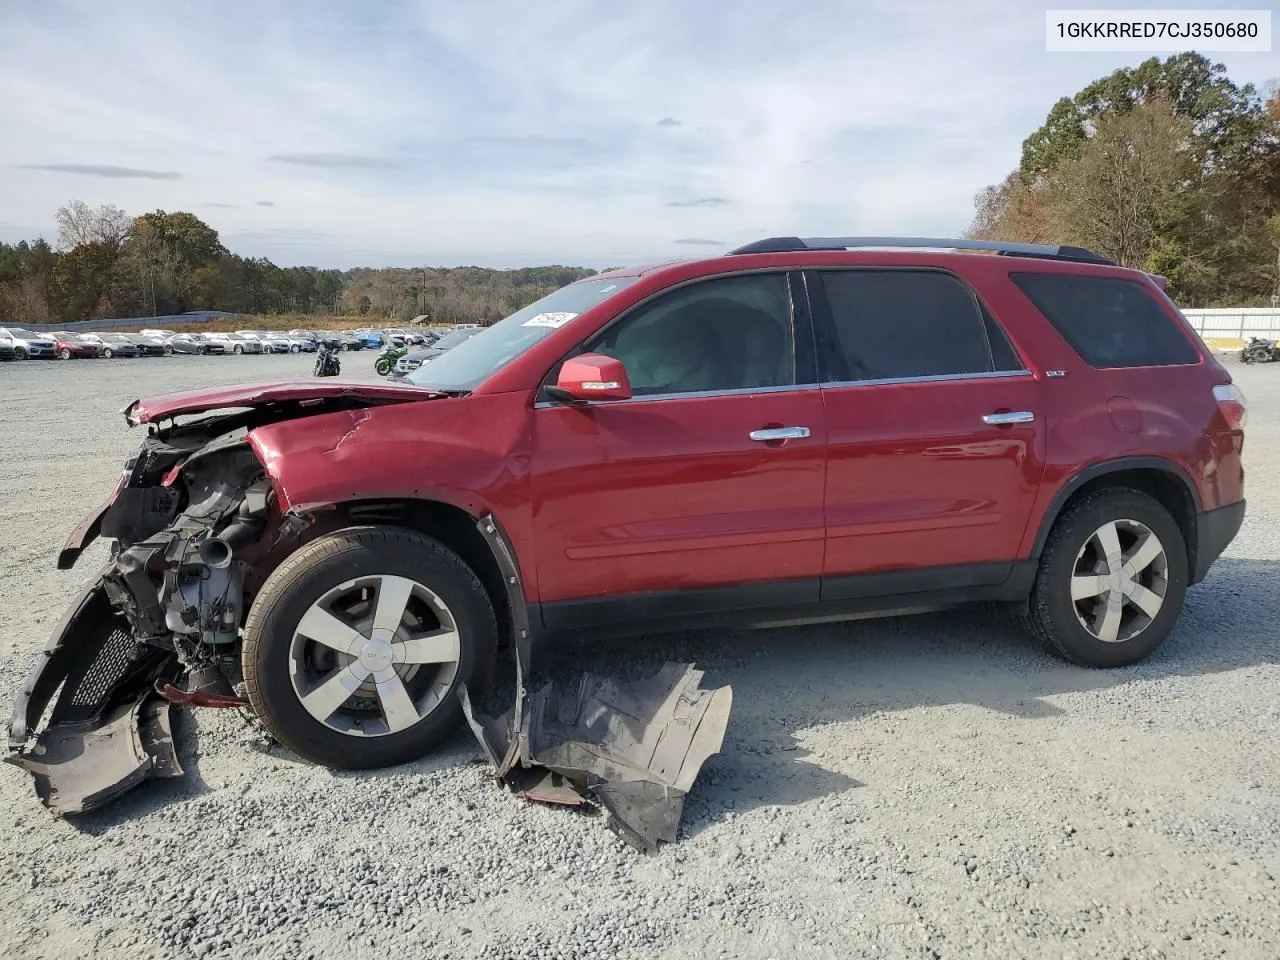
left=0, top=204, right=596, bottom=326
left=969, top=53, right=1280, bottom=307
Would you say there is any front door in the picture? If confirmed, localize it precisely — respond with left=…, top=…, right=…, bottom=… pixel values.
left=806, top=268, right=1046, bottom=599
left=529, top=271, right=827, bottom=628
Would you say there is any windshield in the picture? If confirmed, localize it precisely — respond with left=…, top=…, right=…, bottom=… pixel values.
left=404, top=277, right=636, bottom=390
left=431, top=328, right=479, bottom=350
left=10, top=328, right=41, bottom=339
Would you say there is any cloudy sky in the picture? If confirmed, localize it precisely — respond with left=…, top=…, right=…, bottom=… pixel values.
left=1, top=0, right=1276, bottom=268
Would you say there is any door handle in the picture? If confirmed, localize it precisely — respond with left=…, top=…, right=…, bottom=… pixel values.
left=983, top=410, right=1035, bottom=426
left=749, top=426, right=811, bottom=441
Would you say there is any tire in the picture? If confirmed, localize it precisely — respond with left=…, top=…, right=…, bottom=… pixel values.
left=101, top=348, right=112, bottom=359
left=290, top=344, right=300, bottom=353
left=195, top=345, right=206, bottom=355
left=242, top=526, right=498, bottom=769
left=233, top=344, right=243, bottom=355
left=14, top=347, right=26, bottom=360
left=59, top=348, right=72, bottom=360
left=374, top=357, right=393, bottom=376
left=1025, top=488, right=1188, bottom=668
left=164, top=344, right=174, bottom=356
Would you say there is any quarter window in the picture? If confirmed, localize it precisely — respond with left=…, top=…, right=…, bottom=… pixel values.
left=817, top=270, right=1016, bottom=382
left=583, top=273, right=795, bottom=396
left=1011, top=272, right=1199, bottom=368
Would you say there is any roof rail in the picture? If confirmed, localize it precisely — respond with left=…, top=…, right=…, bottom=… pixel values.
left=727, top=236, right=1114, bottom=265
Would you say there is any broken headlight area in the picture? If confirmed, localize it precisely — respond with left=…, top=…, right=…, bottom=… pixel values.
left=7, top=425, right=275, bottom=815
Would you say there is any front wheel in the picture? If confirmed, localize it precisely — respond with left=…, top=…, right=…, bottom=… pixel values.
left=242, top=527, right=497, bottom=769
left=195, top=345, right=206, bottom=355
left=233, top=344, right=243, bottom=355
left=1025, top=489, right=1188, bottom=668
left=289, top=344, right=300, bottom=353
left=101, top=348, right=112, bottom=359
left=14, top=347, right=26, bottom=360
left=374, top=357, right=393, bottom=376
left=59, top=348, right=72, bottom=360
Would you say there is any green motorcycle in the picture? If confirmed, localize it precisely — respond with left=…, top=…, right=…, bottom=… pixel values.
left=373, top=343, right=408, bottom=376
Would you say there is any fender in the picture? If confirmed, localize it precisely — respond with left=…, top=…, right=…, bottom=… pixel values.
left=1028, top=455, right=1201, bottom=559
left=244, top=394, right=538, bottom=596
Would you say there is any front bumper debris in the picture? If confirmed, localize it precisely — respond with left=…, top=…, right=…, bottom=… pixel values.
left=9, top=426, right=272, bottom=815
left=7, top=575, right=183, bottom=814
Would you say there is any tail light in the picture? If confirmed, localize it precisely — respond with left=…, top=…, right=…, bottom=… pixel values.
left=1213, top=383, right=1247, bottom=430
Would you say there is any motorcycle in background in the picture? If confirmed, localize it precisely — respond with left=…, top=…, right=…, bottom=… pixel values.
left=374, top=343, right=409, bottom=376
left=314, top=337, right=342, bottom=377
left=1241, top=336, right=1279, bottom=363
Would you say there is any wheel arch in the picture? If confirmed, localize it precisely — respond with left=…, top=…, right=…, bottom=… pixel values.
left=1030, top=457, right=1201, bottom=575
left=296, top=498, right=527, bottom=649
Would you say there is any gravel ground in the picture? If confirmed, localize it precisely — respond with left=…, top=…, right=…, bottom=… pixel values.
left=1, top=352, right=1279, bottom=960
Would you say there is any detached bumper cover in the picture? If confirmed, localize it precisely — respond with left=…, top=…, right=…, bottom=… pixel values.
left=1193, top=500, right=1245, bottom=583
left=7, top=576, right=182, bottom=815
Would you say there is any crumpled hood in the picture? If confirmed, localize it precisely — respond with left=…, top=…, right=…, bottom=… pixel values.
left=123, top=378, right=435, bottom=425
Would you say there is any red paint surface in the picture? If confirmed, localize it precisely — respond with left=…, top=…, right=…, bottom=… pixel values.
left=113, top=250, right=1243, bottom=607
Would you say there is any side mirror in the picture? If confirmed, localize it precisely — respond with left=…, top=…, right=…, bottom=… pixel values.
left=548, top=353, right=632, bottom=403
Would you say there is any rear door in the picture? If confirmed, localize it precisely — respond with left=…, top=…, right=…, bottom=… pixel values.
left=529, top=271, right=827, bottom=627
left=808, top=268, right=1046, bottom=598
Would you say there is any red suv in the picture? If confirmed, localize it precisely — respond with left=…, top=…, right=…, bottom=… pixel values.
left=10, top=236, right=1247, bottom=811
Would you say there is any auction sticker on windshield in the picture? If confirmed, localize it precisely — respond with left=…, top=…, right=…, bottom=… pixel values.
left=523, top=312, right=578, bottom=328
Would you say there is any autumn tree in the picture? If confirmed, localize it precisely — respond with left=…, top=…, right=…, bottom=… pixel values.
left=1046, top=98, right=1196, bottom=269
left=55, top=200, right=131, bottom=253
left=973, top=53, right=1280, bottom=306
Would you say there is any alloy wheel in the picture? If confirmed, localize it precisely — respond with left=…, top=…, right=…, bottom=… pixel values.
left=287, top=574, right=461, bottom=737
left=1070, top=519, right=1168, bottom=643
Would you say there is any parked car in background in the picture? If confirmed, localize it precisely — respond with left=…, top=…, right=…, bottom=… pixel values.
left=128, top=333, right=169, bottom=357
left=384, top=327, right=428, bottom=345
left=0, top=326, right=58, bottom=359
left=167, top=334, right=204, bottom=355
left=223, top=333, right=263, bottom=355
left=46, top=332, right=103, bottom=359
left=169, top=333, right=226, bottom=355
left=392, top=325, right=481, bottom=375
left=288, top=329, right=321, bottom=347
left=93, top=333, right=141, bottom=358
left=336, top=331, right=365, bottom=351
left=247, top=330, right=291, bottom=353
left=353, top=329, right=385, bottom=349
left=0, top=339, right=15, bottom=360
left=272, top=331, right=315, bottom=353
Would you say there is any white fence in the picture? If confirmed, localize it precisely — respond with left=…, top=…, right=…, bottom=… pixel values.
left=1181, top=308, right=1280, bottom=339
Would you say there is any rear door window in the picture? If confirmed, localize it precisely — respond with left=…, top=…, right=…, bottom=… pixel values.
left=1010, top=272, right=1199, bottom=368
left=814, top=269, right=1020, bottom=382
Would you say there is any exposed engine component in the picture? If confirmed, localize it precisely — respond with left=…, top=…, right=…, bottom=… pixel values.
left=8, top=420, right=274, bottom=813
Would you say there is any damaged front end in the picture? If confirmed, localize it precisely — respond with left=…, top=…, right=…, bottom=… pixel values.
left=8, top=416, right=275, bottom=815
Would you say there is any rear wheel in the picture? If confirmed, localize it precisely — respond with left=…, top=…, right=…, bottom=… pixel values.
left=1025, top=489, right=1188, bottom=667
left=242, top=527, right=497, bottom=769
left=195, top=345, right=206, bottom=355
left=101, top=348, right=112, bottom=359
left=164, top=344, right=174, bottom=356
left=59, top=348, right=72, bottom=360
left=233, top=344, right=243, bottom=355
left=14, top=347, right=26, bottom=360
